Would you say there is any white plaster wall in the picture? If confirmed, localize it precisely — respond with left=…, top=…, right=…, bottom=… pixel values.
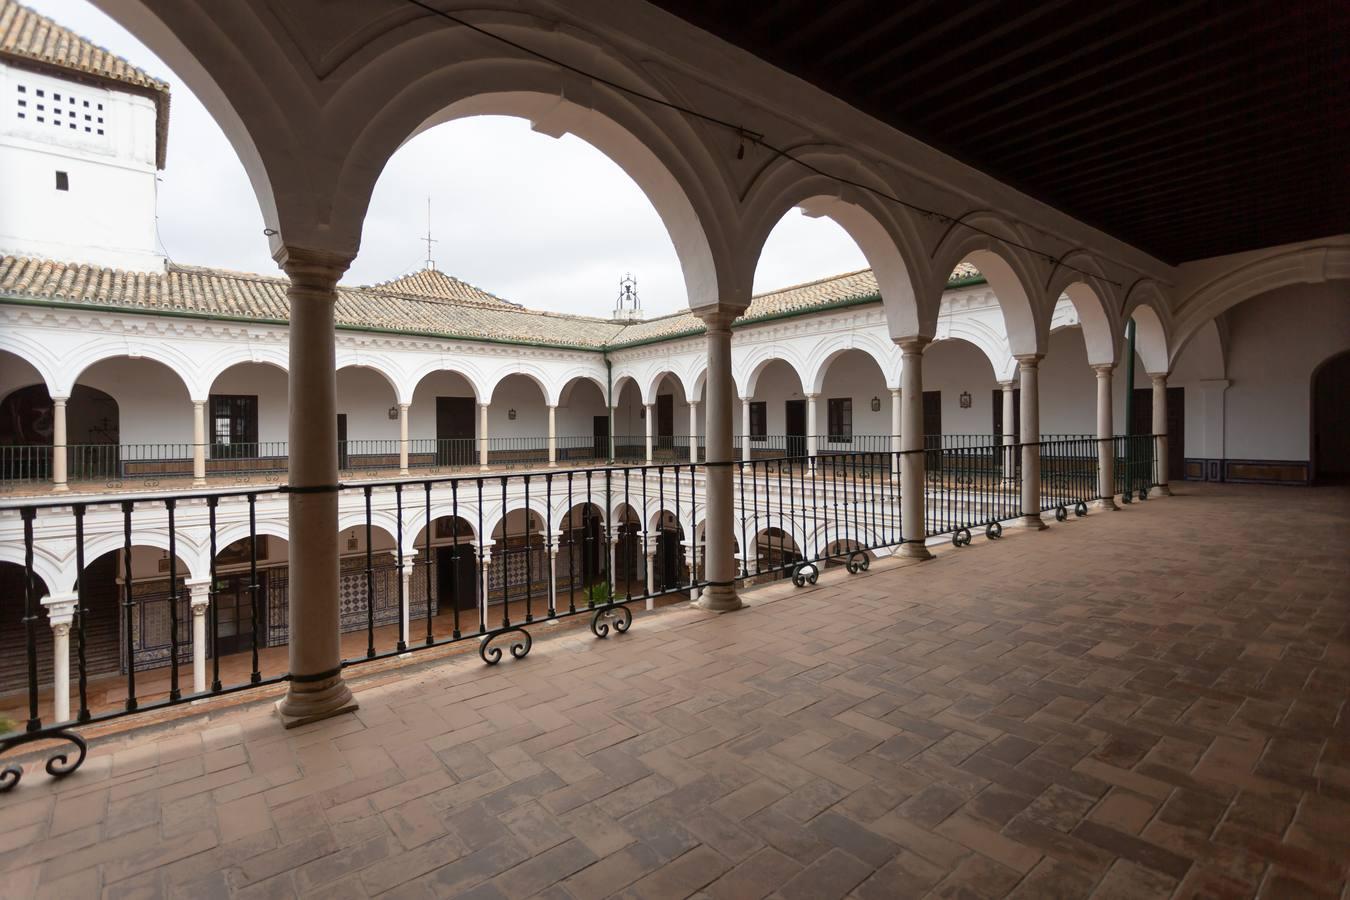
left=78, top=357, right=192, bottom=445
left=555, top=378, right=607, bottom=438
left=1221, top=283, right=1350, bottom=461
left=408, top=370, right=478, bottom=441
left=819, top=350, right=889, bottom=438
left=611, top=380, right=644, bottom=439
left=336, top=367, right=399, bottom=443
left=0, top=63, right=162, bottom=271
left=924, top=339, right=999, bottom=435
left=210, top=364, right=288, bottom=445
left=487, top=374, right=549, bottom=443
left=0, top=352, right=45, bottom=403
left=1039, top=328, right=1096, bottom=435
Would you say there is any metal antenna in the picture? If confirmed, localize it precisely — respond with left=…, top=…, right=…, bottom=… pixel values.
left=422, top=196, right=438, bottom=269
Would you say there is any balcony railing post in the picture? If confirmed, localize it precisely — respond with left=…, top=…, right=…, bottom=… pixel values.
left=275, top=246, right=357, bottom=728
left=42, top=591, right=78, bottom=723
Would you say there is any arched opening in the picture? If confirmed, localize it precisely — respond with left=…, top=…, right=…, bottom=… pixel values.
left=67, top=356, right=192, bottom=483
left=612, top=377, right=644, bottom=462
left=409, top=515, right=479, bottom=636
left=650, top=511, right=687, bottom=593
left=1312, top=351, right=1350, bottom=484
left=76, top=546, right=193, bottom=681
left=558, top=503, right=607, bottom=604
left=409, top=370, right=480, bottom=469
left=0, top=380, right=117, bottom=484
left=750, top=527, right=802, bottom=584
left=210, top=533, right=288, bottom=662
left=488, top=509, right=548, bottom=621
left=336, top=366, right=400, bottom=473
left=649, top=372, right=689, bottom=459
left=206, top=362, right=289, bottom=475
left=815, top=348, right=891, bottom=452
left=612, top=504, right=643, bottom=596
left=742, top=358, right=808, bottom=458
left=489, top=374, right=549, bottom=467
left=0, top=565, right=52, bottom=711
left=557, top=376, right=609, bottom=463
left=922, top=338, right=1002, bottom=442
left=1040, top=326, right=1098, bottom=438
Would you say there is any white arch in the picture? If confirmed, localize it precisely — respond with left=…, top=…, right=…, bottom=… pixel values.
left=556, top=371, right=608, bottom=408
left=213, top=520, right=291, bottom=555
left=0, top=543, right=65, bottom=599
left=736, top=346, right=809, bottom=398
left=1172, top=242, right=1350, bottom=365
left=335, top=355, right=404, bottom=402
left=405, top=359, right=489, bottom=407
left=931, top=215, right=1048, bottom=356
left=1047, top=252, right=1122, bottom=368
left=62, top=340, right=198, bottom=401
left=804, top=334, right=901, bottom=395
left=0, top=335, right=60, bottom=397
left=937, top=317, right=1015, bottom=382
left=79, top=532, right=197, bottom=586
left=487, top=364, right=554, bottom=407
left=740, top=151, right=932, bottom=340
left=201, top=349, right=290, bottom=395
left=1121, top=282, right=1173, bottom=374
left=644, top=369, right=690, bottom=406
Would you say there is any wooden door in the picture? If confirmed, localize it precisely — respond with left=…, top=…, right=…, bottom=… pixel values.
left=435, top=396, right=475, bottom=466
left=656, top=394, right=674, bottom=438
left=922, top=391, right=942, bottom=438
left=593, top=415, right=609, bottom=459
left=436, top=545, right=478, bottom=611
left=336, top=414, right=348, bottom=469
left=992, top=389, right=1020, bottom=441
left=784, top=399, right=806, bottom=457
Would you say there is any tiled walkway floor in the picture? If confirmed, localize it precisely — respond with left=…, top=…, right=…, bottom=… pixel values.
left=2, top=483, right=1347, bottom=899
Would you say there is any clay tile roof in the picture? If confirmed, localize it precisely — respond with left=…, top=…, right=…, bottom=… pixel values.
left=0, top=255, right=983, bottom=351
left=367, top=268, right=521, bottom=309
left=0, top=0, right=171, bottom=168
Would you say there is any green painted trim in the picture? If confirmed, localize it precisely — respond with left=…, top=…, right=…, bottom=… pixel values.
left=0, top=274, right=989, bottom=355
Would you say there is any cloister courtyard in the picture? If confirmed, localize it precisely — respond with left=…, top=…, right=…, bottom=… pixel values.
left=2, top=482, right=1346, bottom=899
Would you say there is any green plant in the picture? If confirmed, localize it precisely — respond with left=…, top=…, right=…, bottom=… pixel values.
left=586, top=582, right=613, bottom=606
left=0, top=715, right=15, bottom=736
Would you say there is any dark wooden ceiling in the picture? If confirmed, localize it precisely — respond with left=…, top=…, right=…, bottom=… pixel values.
left=648, top=0, right=1350, bottom=264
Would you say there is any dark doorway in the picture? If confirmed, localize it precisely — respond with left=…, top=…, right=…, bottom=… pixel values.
left=1131, top=387, right=1185, bottom=479
left=785, top=399, right=806, bottom=457
left=992, top=389, right=1021, bottom=441
left=212, top=571, right=265, bottom=657
left=1313, top=351, right=1350, bottom=483
left=657, top=529, right=681, bottom=591
left=210, top=394, right=258, bottom=459
left=435, top=396, right=475, bottom=466
left=593, top=415, right=610, bottom=459
left=656, top=394, right=674, bottom=439
left=336, top=413, right=349, bottom=469
left=435, top=544, right=478, bottom=611
left=923, top=390, right=942, bottom=438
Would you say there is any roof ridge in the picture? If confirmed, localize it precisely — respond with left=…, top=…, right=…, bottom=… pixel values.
left=0, top=0, right=169, bottom=92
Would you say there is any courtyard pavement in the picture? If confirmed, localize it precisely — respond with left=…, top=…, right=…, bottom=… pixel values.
left=1, top=482, right=1347, bottom=899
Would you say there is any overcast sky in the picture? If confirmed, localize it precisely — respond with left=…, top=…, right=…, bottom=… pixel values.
left=28, top=0, right=869, bottom=318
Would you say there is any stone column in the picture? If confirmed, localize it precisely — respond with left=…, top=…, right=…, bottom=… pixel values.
left=549, top=537, right=561, bottom=616
left=805, top=393, right=819, bottom=459
left=478, top=402, right=490, bottom=470
left=686, top=534, right=700, bottom=603
left=547, top=405, right=557, bottom=466
left=1093, top=366, right=1119, bottom=509
left=609, top=404, right=619, bottom=462
left=688, top=401, right=699, bottom=462
left=1151, top=372, right=1171, bottom=494
left=51, top=396, right=68, bottom=491
left=890, top=388, right=902, bottom=477
left=1017, top=354, right=1047, bottom=530
left=645, top=403, right=655, bottom=463
left=609, top=537, right=619, bottom=591
left=645, top=547, right=657, bottom=610
left=698, top=310, right=743, bottom=611
left=192, top=400, right=207, bottom=486
left=42, top=592, right=78, bottom=723
left=275, top=247, right=356, bottom=727
left=399, top=562, right=413, bottom=651
left=186, top=578, right=210, bottom=694
left=741, top=398, right=752, bottom=462
left=479, top=548, right=492, bottom=624
left=1000, top=381, right=1017, bottom=477
left=398, top=403, right=410, bottom=476
left=898, top=338, right=932, bottom=559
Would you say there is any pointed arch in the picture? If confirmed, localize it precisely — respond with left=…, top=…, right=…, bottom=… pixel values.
left=931, top=213, right=1047, bottom=357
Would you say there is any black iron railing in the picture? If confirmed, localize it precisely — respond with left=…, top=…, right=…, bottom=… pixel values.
left=1039, top=436, right=1099, bottom=519
left=924, top=440, right=1020, bottom=541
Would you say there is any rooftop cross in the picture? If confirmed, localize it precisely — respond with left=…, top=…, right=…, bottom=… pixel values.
left=422, top=196, right=438, bottom=270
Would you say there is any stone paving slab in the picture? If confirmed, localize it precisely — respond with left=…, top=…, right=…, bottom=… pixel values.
left=1, top=482, right=1347, bottom=899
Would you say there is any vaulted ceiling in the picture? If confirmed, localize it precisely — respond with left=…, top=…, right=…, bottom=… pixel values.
left=648, top=0, right=1350, bottom=264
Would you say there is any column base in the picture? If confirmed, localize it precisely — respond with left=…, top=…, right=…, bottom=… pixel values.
left=52, top=482, right=69, bottom=493
left=1020, top=514, right=1049, bottom=531
left=1156, top=484, right=1172, bottom=496
left=696, top=585, right=743, bottom=612
left=398, top=469, right=410, bottom=477
left=899, top=542, right=933, bottom=561
left=275, top=677, right=357, bottom=729
left=1095, top=497, right=1120, bottom=511
left=192, top=478, right=207, bottom=488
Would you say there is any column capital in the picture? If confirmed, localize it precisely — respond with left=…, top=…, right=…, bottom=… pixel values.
left=1014, top=353, right=1044, bottom=367
left=1091, top=363, right=1116, bottom=377
left=1148, top=371, right=1170, bottom=385
left=693, top=307, right=742, bottom=332
left=895, top=336, right=931, bottom=355
left=890, top=388, right=902, bottom=398
left=51, top=395, right=69, bottom=405
left=998, top=380, right=1017, bottom=391
left=275, top=245, right=352, bottom=285
left=398, top=402, right=410, bottom=411
left=687, top=399, right=700, bottom=409
left=42, top=591, right=79, bottom=628
left=546, top=403, right=558, bottom=410
left=803, top=392, right=820, bottom=401
left=186, top=577, right=211, bottom=610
